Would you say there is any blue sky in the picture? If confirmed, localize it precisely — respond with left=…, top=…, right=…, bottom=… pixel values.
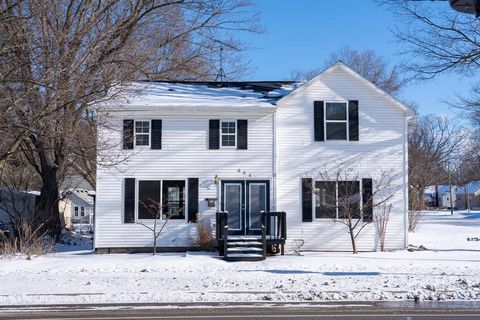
left=237, top=0, right=475, bottom=117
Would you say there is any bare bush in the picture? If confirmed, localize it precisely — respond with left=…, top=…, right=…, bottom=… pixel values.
left=374, top=203, right=392, bottom=252
left=0, top=223, right=53, bottom=259
left=408, top=210, right=422, bottom=233
left=192, top=213, right=214, bottom=251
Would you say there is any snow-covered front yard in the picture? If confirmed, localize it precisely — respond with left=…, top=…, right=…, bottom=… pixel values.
left=1, top=211, right=479, bottom=305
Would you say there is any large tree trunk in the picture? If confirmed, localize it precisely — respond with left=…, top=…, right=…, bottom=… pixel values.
left=36, top=165, right=62, bottom=239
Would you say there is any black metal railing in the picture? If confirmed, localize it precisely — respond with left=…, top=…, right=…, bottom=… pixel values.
left=216, top=211, right=228, bottom=256
left=262, top=211, right=287, bottom=242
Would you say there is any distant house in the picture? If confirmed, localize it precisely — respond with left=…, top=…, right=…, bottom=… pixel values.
left=59, top=176, right=95, bottom=230
left=456, top=181, right=480, bottom=210
left=0, top=188, right=39, bottom=237
left=58, top=189, right=95, bottom=230
left=424, top=185, right=458, bottom=209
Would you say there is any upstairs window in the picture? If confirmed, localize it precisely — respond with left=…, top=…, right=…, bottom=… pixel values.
left=221, top=121, right=236, bottom=147
left=325, top=102, right=348, bottom=140
left=135, top=121, right=150, bottom=146
left=74, top=206, right=79, bottom=217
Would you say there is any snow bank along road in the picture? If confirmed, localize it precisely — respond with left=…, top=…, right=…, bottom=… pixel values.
left=0, top=210, right=479, bottom=305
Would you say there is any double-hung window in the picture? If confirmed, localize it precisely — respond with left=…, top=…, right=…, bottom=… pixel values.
left=80, top=206, right=86, bottom=217
left=74, top=206, right=79, bottom=217
left=137, top=180, right=185, bottom=220
left=135, top=121, right=150, bottom=147
left=221, top=121, right=236, bottom=147
left=315, top=180, right=360, bottom=219
left=325, top=102, right=348, bottom=140
left=314, top=181, right=336, bottom=219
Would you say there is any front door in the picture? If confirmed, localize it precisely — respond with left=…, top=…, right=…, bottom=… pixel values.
left=221, top=180, right=269, bottom=235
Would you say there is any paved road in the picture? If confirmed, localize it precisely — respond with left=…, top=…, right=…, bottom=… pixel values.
left=1, top=301, right=480, bottom=319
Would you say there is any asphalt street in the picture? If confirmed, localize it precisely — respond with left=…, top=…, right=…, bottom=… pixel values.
left=1, top=301, right=480, bottom=320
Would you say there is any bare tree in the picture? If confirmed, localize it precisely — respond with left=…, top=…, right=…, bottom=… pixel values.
left=408, top=115, right=467, bottom=210
left=290, top=47, right=406, bottom=95
left=379, top=0, right=480, bottom=80
left=137, top=198, right=182, bottom=256
left=0, top=0, right=260, bottom=237
left=306, top=165, right=395, bottom=254
left=379, top=0, right=480, bottom=129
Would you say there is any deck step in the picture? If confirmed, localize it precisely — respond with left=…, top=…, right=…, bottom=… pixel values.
left=227, top=247, right=263, bottom=252
left=227, top=236, right=261, bottom=241
left=227, top=241, right=263, bottom=246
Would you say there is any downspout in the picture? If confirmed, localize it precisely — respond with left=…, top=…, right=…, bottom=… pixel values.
left=272, top=108, right=277, bottom=211
left=403, top=116, right=410, bottom=249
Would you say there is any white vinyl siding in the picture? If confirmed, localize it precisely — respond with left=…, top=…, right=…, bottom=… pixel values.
left=276, top=66, right=408, bottom=252
left=95, top=112, right=274, bottom=249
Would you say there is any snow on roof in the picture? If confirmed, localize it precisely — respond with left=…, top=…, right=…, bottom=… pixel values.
left=63, top=189, right=94, bottom=204
left=457, top=181, right=480, bottom=195
left=104, top=81, right=299, bottom=109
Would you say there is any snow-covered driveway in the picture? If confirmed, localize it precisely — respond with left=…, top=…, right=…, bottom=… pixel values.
left=0, top=211, right=479, bottom=305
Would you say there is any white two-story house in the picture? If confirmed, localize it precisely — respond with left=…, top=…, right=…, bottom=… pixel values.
left=94, top=62, right=414, bottom=256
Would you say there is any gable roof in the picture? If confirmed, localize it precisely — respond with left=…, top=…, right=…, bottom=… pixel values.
left=101, top=61, right=415, bottom=115
left=277, top=61, right=416, bottom=117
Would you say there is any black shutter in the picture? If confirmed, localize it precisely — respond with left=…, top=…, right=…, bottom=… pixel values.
left=124, top=178, right=135, bottom=223
left=209, top=120, right=220, bottom=149
left=151, top=119, right=162, bottom=149
left=314, top=101, right=324, bottom=141
left=362, top=178, right=373, bottom=222
left=302, top=178, right=313, bottom=222
left=237, top=119, right=248, bottom=150
left=123, top=119, right=134, bottom=149
left=187, top=178, right=199, bottom=223
left=348, top=100, right=359, bottom=141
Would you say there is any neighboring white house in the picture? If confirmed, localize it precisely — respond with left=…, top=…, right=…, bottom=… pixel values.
left=59, top=189, right=95, bottom=230
left=456, top=181, right=480, bottom=210
left=424, top=185, right=458, bottom=209
left=58, top=175, right=95, bottom=230
left=94, top=62, right=414, bottom=253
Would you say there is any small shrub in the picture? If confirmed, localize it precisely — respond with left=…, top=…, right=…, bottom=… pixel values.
left=408, top=210, right=422, bottom=232
left=0, top=223, right=53, bottom=259
left=192, top=213, right=214, bottom=251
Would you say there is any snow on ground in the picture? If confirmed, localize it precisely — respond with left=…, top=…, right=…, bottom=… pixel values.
left=0, top=211, right=479, bottom=305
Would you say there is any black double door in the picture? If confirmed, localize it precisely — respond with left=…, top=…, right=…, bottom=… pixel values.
left=221, top=180, right=270, bottom=235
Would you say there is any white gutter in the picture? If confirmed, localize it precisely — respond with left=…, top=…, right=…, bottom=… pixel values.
left=272, top=109, right=277, bottom=211
left=403, top=115, right=409, bottom=249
